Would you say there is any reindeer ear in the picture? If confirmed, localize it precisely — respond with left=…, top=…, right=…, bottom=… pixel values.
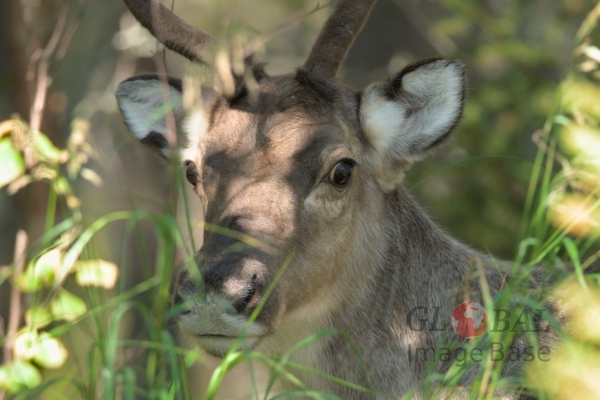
left=360, top=58, right=465, bottom=191
left=116, top=75, right=184, bottom=156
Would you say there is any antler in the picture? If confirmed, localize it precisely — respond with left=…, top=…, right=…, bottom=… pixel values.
left=122, top=0, right=218, bottom=64
left=303, top=0, right=377, bottom=78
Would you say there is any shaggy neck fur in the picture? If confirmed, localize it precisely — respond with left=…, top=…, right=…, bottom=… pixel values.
left=263, top=185, right=485, bottom=398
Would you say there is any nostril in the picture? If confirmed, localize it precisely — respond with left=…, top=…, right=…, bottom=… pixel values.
left=233, top=274, right=258, bottom=314
left=173, top=293, right=192, bottom=315
left=173, top=293, right=183, bottom=305
left=242, top=275, right=257, bottom=305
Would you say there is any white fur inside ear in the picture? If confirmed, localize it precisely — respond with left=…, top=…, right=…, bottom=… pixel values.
left=361, top=60, right=464, bottom=159
left=361, top=90, right=406, bottom=154
left=116, top=78, right=183, bottom=143
left=400, top=61, right=463, bottom=149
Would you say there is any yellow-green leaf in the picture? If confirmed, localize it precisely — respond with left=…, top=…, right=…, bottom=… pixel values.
left=32, top=249, right=60, bottom=281
left=561, top=79, right=600, bottom=119
left=0, top=360, right=42, bottom=392
left=16, top=249, right=61, bottom=292
left=33, top=333, right=68, bottom=369
left=50, top=289, right=87, bottom=321
left=14, top=273, right=43, bottom=293
left=14, top=330, right=39, bottom=360
left=80, top=168, right=103, bottom=186
left=54, top=176, right=71, bottom=195
left=184, top=348, right=202, bottom=367
left=75, top=259, right=119, bottom=289
left=25, top=306, right=52, bottom=329
left=0, top=266, right=10, bottom=286
left=34, top=133, right=61, bottom=163
left=560, top=124, right=600, bottom=160
left=550, top=193, right=600, bottom=237
left=0, top=137, right=25, bottom=188
left=0, top=365, right=10, bottom=391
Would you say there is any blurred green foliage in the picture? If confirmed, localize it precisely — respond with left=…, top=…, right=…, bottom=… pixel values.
left=0, top=118, right=112, bottom=394
left=401, top=0, right=600, bottom=258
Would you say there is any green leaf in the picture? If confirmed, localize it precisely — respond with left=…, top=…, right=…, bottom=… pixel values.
left=75, top=259, right=119, bottom=289
left=54, top=176, right=71, bottom=195
left=16, top=249, right=61, bottom=292
left=80, top=168, right=103, bottom=186
left=14, top=273, right=43, bottom=293
left=552, top=114, right=571, bottom=126
left=0, top=360, right=42, bottom=392
left=0, top=365, right=10, bottom=390
left=184, top=348, right=202, bottom=368
left=0, top=266, right=10, bottom=286
left=32, top=249, right=60, bottom=282
left=34, top=133, right=62, bottom=163
left=14, top=330, right=39, bottom=360
left=560, top=124, right=600, bottom=160
left=33, top=333, right=68, bottom=369
left=270, top=391, right=340, bottom=400
left=0, top=137, right=25, bottom=188
left=50, top=289, right=87, bottom=322
left=25, top=306, right=53, bottom=329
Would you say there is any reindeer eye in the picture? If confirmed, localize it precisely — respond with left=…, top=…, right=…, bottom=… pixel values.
left=328, top=160, right=354, bottom=188
left=185, top=162, right=198, bottom=186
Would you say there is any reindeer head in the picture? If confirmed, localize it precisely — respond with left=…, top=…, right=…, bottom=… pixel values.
left=115, top=0, right=464, bottom=357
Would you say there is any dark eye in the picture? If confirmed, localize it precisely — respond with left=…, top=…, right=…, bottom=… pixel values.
left=185, top=162, right=198, bottom=186
left=328, top=160, right=354, bottom=188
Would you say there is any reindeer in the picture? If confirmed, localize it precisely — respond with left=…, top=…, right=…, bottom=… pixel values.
left=114, top=0, right=573, bottom=398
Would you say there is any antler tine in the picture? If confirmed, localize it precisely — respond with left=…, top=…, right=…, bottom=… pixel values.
left=303, top=0, right=377, bottom=78
left=122, top=0, right=219, bottom=64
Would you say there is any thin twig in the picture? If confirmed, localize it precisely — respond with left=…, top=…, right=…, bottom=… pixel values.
left=243, top=2, right=331, bottom=57
left=17, top=0, right=41, bottom=52
left=29, top=0, right=69, bottom=132
left=531, top=130, right=571, bottom=177
left=221, top=0, right=238, bottom=37
left=390, top=0, right=458, bottom=56
left=42, top=0, right=70, bottom=60
left=25, top=47, right=42, bottom=105
left=575, top=2, right=600, bottom=45
left=151, top=0, right=178, bottom=153
left=29, top=60, right=49, bottom=134
left=54, top=0, right=92, bottom=64
left=3, top=230, right=28, bottom=365
left=162, top=0, right=176, bottom=73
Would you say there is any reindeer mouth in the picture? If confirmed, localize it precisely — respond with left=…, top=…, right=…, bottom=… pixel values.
left=197, top=333, right=231, bottom=338
left=176, top=297, right=269, bottom=358
left=195, top=334, right=264, bottom=357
